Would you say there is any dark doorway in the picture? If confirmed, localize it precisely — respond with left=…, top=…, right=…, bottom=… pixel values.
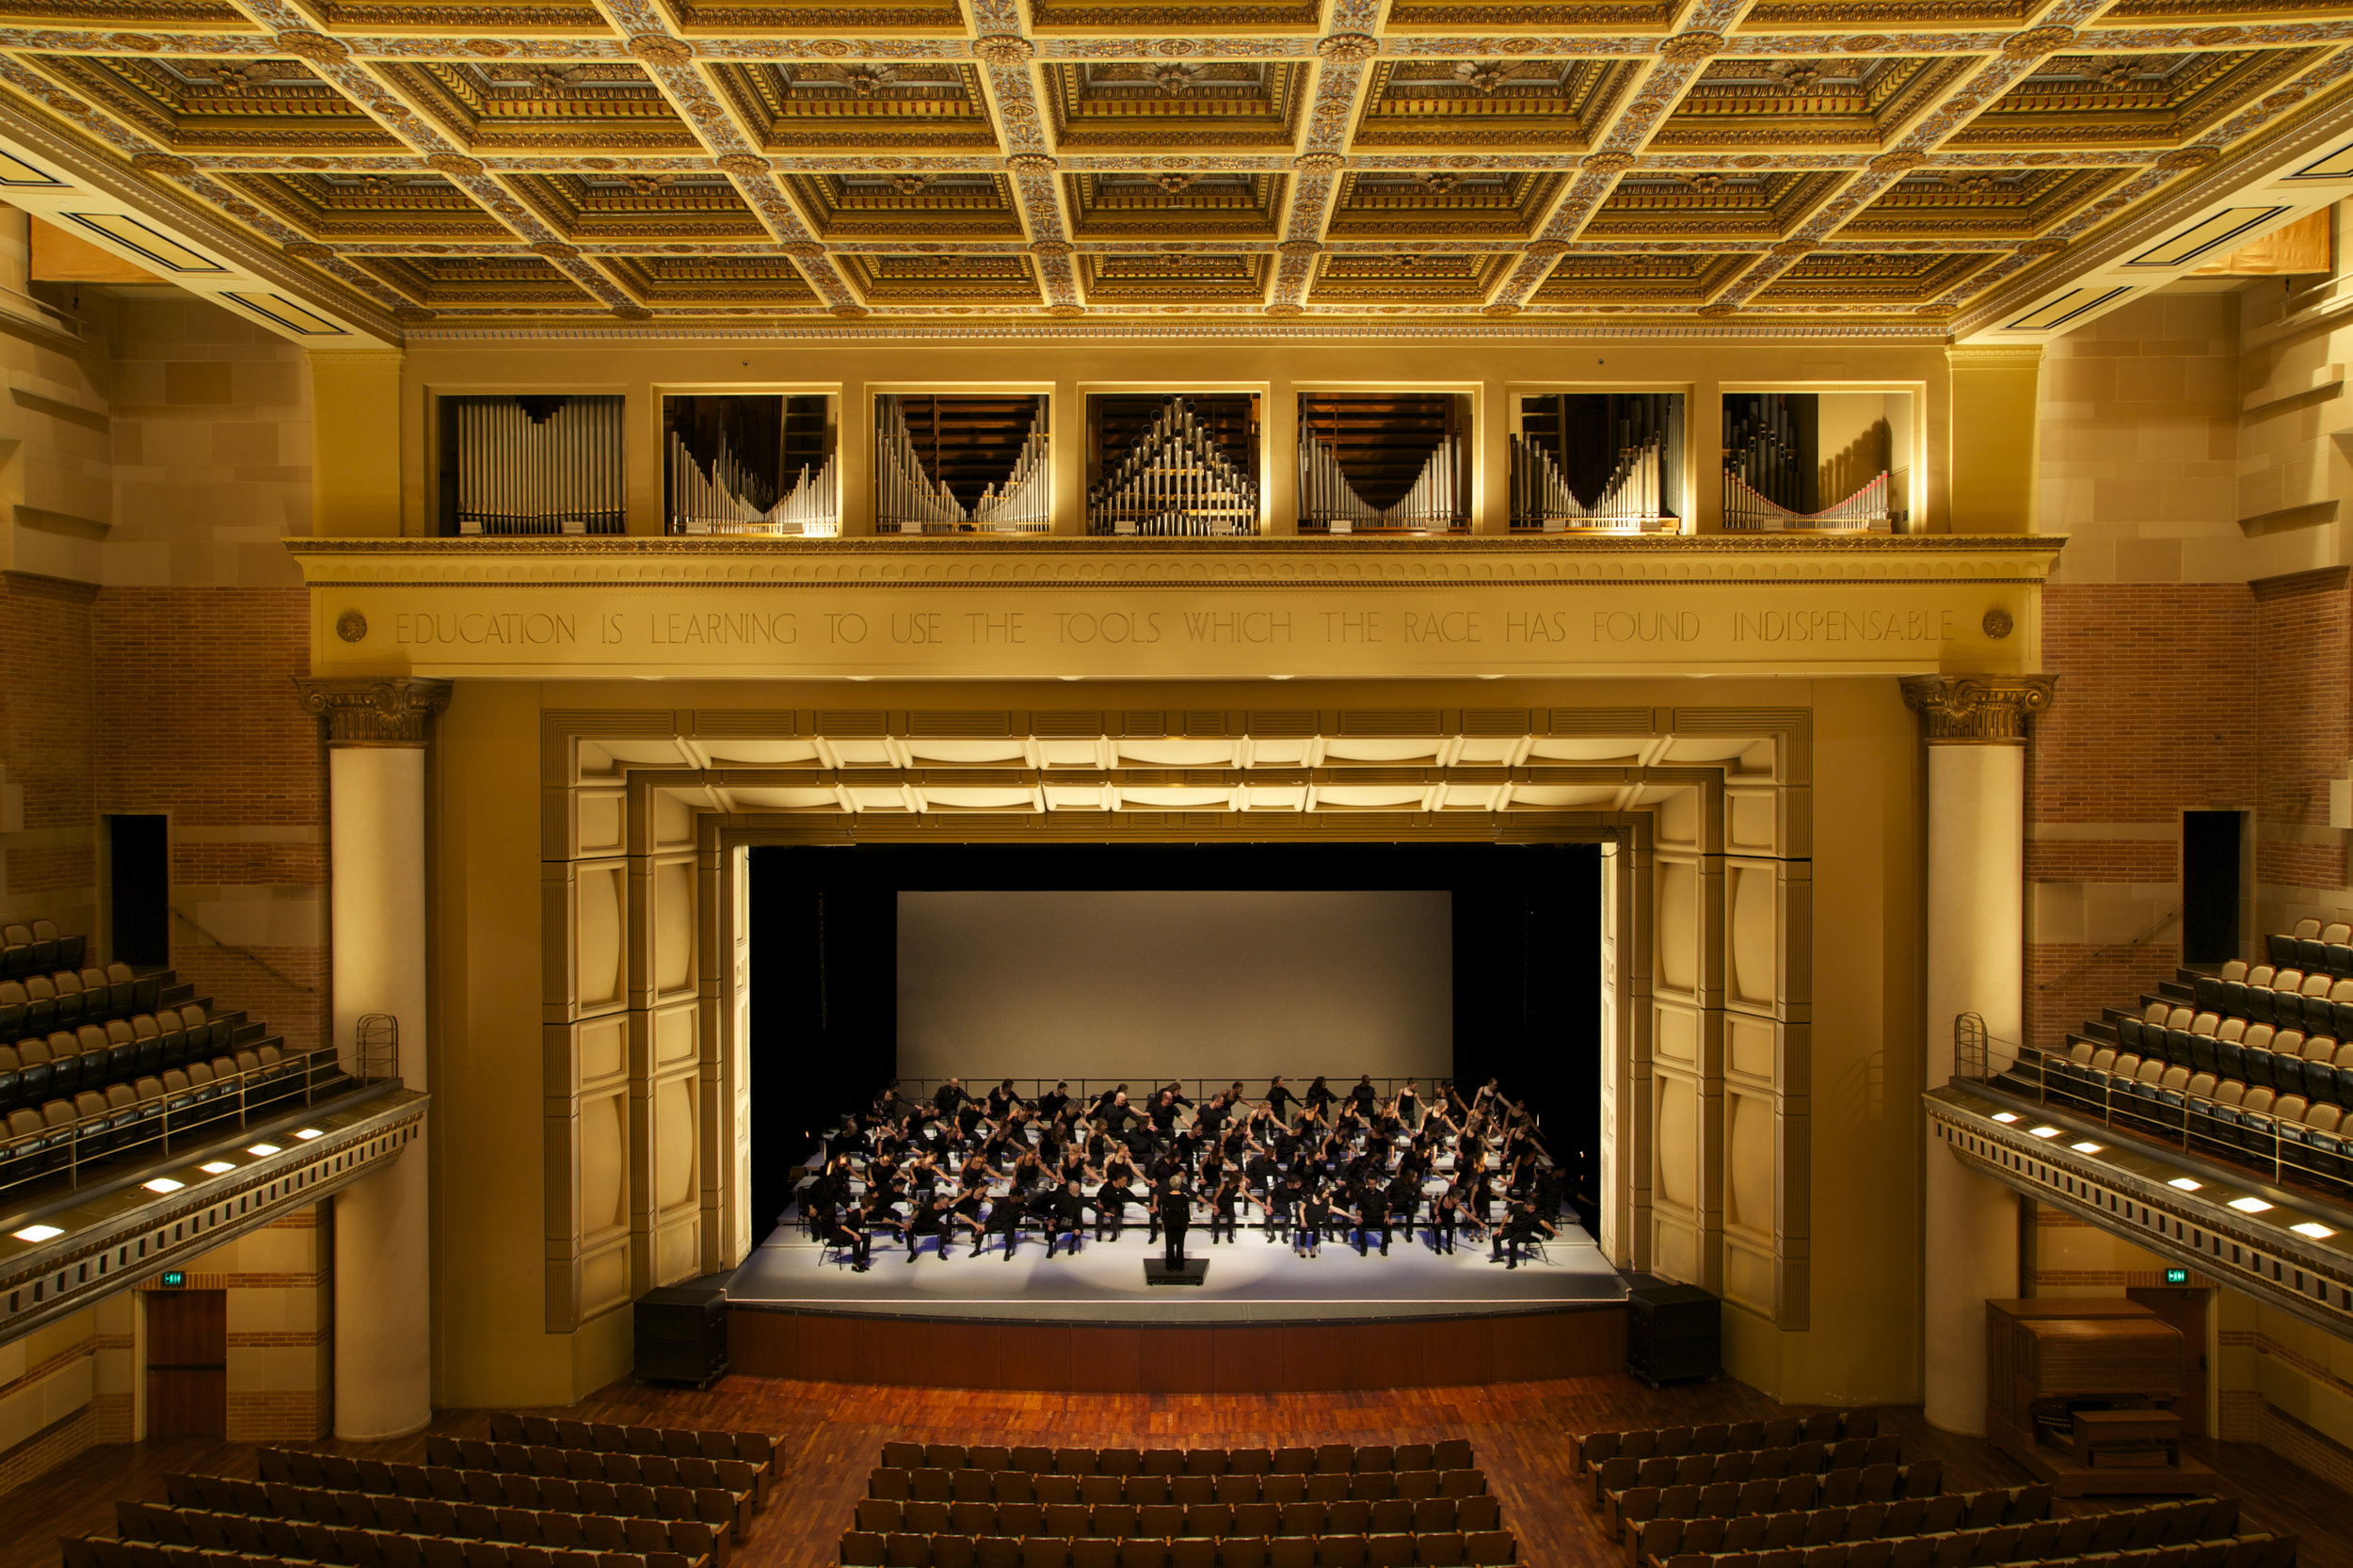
left=107, top=814, right=169, bottom=968
left=746, top=840, right=1603, bottom=1241
left=145, top=1288, right=227, bottom=1437
left=2181, top=811, right=2243, bottom=966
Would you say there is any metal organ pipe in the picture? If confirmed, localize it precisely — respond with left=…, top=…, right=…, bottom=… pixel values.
left=1087, top=397, right=1258, bottom=536
left=450, top=395, right=625, bottom=536
left=1297, top=430, right=1461, bottom=534
left=872, top=397, right=1050, bottom=534
left=1721, top=392, right=1892, bottom=531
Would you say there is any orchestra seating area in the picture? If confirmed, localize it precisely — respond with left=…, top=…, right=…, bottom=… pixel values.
left=842, top=1443, right=1514, bottom=1566
left=56, top=1417, right=776, bottom=1568
left=1571, top=1429, right=2297, bottom=1568
left=0, top=921, right=343, bottom=1192
left=1996, top=918, right=2353, bottom=1195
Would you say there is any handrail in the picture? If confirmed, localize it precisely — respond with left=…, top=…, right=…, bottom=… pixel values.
left=169, top=905, right=317, bottom=994
left=2032, top=904, right=2181, bottom=996
left=0, top=1032, right=397, bottom=1204
left=1948, top=1018, right=2339, bottom=1193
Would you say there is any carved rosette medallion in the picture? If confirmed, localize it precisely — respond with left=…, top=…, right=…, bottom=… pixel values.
left=1264, top=302, right=1303, bottom=316
left=627, top=35, right=693, bottom=66
left=1029, top=239, right=1074, bottom=257
left=274, top=30, right=348, bottom=63
left=783, top=241, right=827, bottom=261
left=1481, top=303, right=1520, bottom=317
left=1277, top=239, right=1323, bottom=260
left=716, top=153, right=771, bottom=177
left=830, top=303, right=871, bottom=318
left=532, top=241, right=581, bottom=260
left=2014, top=237, right=2066, bottom=258
left=1047, top=303, right=1086, bottom=316
left=1582, top=152, right=1634, bottom=177
left=428, top=154, right=486, bottom=178
left=1318, top=33, right=1378, bottom=62
left=1293, top=152, right=1344, bottom=175
left=1898, top=674, right=2056, bottom=744
left=1770, top=240, right=1817, bottom=258
left=1524, top=239, right=1570, bottom=258
left=1006, top=154, right=1058, bottom=176
left=294, top=677, right=454, bottom=748
left=973, top=35, right=1034, bottom=65
left=1658, top=31, right=1725, bottom=60
left=2000, top=25, right=2074, bottom=59
left=1869, top=151, right=1926, bottom=174
left=2157, top=146, right=2221, bottom=172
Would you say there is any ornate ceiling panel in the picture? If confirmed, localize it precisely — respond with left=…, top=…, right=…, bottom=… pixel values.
left=0, top=0, right=2341, bottom=342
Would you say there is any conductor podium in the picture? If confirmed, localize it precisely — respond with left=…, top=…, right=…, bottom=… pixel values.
left=1144, top=1259, right=1209, bottom=1287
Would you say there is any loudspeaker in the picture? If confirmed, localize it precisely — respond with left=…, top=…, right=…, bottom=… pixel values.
left=633, top=1283, right=728, bottom=1388
left=1626, top=1277, right=1719, bottom=1386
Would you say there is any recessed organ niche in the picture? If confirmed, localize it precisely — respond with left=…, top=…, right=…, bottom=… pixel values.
left=662, top=394, right=839, bottom=537
left=1720, top=391, right=1913, bottom=532
left=436, top=393, right=624, bottom=536
left=1085, top=393, right=1261, bottom=537
left=1509, top=392, right=1684, bottom=533
left=872, top=393, right=1052, bottom=536
left=1295, top=392, right=1470, bottom=536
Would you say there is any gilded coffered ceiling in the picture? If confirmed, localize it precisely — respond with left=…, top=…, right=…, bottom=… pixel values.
left=0, top=0, right=2345, bottom=344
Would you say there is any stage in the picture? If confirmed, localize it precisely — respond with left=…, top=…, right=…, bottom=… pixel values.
left=716, top=1221, right=1636, bottom=1392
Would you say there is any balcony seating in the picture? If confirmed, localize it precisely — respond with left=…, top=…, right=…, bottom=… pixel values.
left=1, top=920, right=84, bottom=978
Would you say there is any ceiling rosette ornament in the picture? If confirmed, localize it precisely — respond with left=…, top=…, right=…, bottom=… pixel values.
left=274, top=30, right=347, bottom=63
left=973, top=35, right=1034, bottom=65
left=1658, top=32, right=1725, bottom=61
left=627, top=35, right=693, bottom=66
left=2000, top=26, right=2074, bottom=59
left=1318, top=34, right=1378, bottom=62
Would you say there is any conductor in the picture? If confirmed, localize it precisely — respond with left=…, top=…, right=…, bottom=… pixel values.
left=1158, top=1171, right=1194, bottom=1269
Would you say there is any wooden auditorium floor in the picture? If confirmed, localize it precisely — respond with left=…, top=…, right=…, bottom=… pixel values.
left=7, top=1376, right=2348, bottom=1568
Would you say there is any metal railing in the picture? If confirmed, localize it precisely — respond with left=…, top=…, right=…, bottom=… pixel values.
left=1951, top=1013, right=2342, bottom=1194
left=0, top=1025, right=399, bottom=1205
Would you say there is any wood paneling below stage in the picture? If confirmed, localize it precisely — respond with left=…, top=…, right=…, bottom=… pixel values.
left=728, top=1307, right=1625, bottom=1392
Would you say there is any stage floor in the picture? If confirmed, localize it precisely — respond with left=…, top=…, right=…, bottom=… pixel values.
left=725, top=1222, right=1628, bottom=1322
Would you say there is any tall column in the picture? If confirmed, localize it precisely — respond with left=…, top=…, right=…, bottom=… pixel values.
left=295, top=676, right=452, bottom=1440
left=1901, top=674, right=2054, bottom=1432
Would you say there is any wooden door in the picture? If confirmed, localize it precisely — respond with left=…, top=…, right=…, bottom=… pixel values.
left=2126, top=1287, right=2210, bottom=1436
left=146, top=1289, right=227, bottom=1438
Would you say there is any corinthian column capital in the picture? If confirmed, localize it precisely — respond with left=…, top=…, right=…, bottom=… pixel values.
left=294, top=676, right=454, bottom=747
left=1899, top=674, right=2055, bottom=744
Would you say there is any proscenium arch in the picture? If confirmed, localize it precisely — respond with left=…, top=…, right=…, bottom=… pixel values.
left=533, top=701, right=1820, bottom=1368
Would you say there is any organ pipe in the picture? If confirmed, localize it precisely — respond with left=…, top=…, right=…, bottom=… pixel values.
left=666, top=421, right=839, bottom=537
left=1297, top=432, right=1463, bottom=534
left=450, top=395, right=624, bottom=536
left=1721, top=392, right=1892, bottom=531
left=872, top=397, right=1051, bottom=535
left=1721, top=470, right=1892, bottom=531
left=1087, top=396, right=1258, bottom=536
left=1509, top=433, right=1664, bottom=532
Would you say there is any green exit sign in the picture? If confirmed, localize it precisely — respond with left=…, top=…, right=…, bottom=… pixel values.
left=158, top=1271, right=185, bottom=1288
left=2165, top=1268, right=2189, bottom=1285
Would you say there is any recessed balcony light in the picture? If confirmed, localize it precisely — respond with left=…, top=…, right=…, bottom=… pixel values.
left=142, top=1178, right=184, bottom=1194
left=2169, top=1178, right=2202, bottom=1192
left=294, top=1128, right=323, bottom=1141
left=2291, top=1222, right=2334, bottom=1240
left=2228, top=1197, right=2273, bottom=1214
left=199, top=1161, right=235, bottom=1176
left=2029, top=1126, right=2061, bottom=1139
left=2072, top=1142, right=2103, bottom=1154
left=11, top=1224, right=62, bottom=1242
left=247, top=1144, right=280, bottom=1157
left=1992, top=1112, right=2020, bottom=1124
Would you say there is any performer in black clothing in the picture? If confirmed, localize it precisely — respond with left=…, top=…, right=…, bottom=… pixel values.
left=1263, top=1076, right=1299, bottom=1126
left=1296, top=1190, right=1330, bottom=1257
left=1431, top=1186, right=1465, bottom=1255
left=1305, top=1076, right=1338, bottom=1120
left=1490, top=1196, right=1558, bottom=1269
left=904, top=1192, right=955, bottom=1260
left=986, top=1079, right=1024, bottom=1121
left=1350, top=1074, right=1379, bottom=1118
left=1158, top=1172, right=1193, bottom=1268
left=1350, top=1182, right=1392, bottom=1256
left=1041, top=1178, right=1096, bottom=1258
left=1037, top=1081, right=1071, bottom=1124
left=934, top=1077, right=973, bottom=1117
left=1386, top=1171, right=1421, bottom=1250
left=1395, top=1078, right=1421, bottom=1128
left=1095, top=1176, right=1141, bottom=1241
left=984, top=1185, right=1028, bottom=1259
left=1207, top=1175, right=1243, bottom=1244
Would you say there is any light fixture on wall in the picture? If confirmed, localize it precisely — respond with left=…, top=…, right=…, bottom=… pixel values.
left=2070, top=1142, right=2102, bottom=1154
left=2169, top=1177, right=2202, bottom=1191
left=248, top=1143, right=281, bottom=1157
left=10, top=1224, right=62, bottom=1242
left=142, top=1177, right=184, bottom=1194
left=2028, top=1126, right=2060, bottom=1139
left=200, top=1160, right=236, bottom=1175
left=2227, top=1196, right=2273, bottom=1213
left=2291, top=1221, right=2334, bottom=1239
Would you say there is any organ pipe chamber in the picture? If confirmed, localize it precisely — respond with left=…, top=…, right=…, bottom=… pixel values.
left=1296, top=392, right=1469, bottom=535
left=1086, top=393, right=1261, bottom=536
left=664, top=393, right=839, bottom=537
left=874, top=393, right=1051, bottom=535
left=438, top=394, right=625, bottom=536
left=1720, top=391, right=1913, bottom=532
left=1509, top=392, right=1682, bottom=533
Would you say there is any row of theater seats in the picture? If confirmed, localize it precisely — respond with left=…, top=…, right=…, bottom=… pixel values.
left=2037, top=1046, right=2350, bottom=1190
left=853, top=1498, right=1500, bottom=1542
left=1592, top=1440, right=1901, bottom=1502
left=1573, top=1413, right=1877, bottom=1474
left=2176, top=966, right=2353, bottom=1040
left=3, top=1005, right=244, bottom=1113
left=1602, top=1464, right=1945, bottom=1542
left=2265, top=918, right=2353, bottom=978
left=879, top=1446, right=1473, bottom=1480
left=867, top=1470, right=1482, bottom=1509
left=115, top=1501, right=717, bottom=1568
left=2097, top=1014, right=2352, bottom=1107
left=1658, top=1538, right=2295, bottom=1568
left=67, top=1537, right=688, bottom=1568
left=840, top=1530, right=1515, bottom=1566
left=255, top=1454, right=754, bottom=1537
left=422, top=1437, right=771, bottom=1509
left=2, top=960, right=168, bottom=1038
left=1633, top=1485, right=2055, bottom=1564
left=482, top=1417, right=773, bottom=1475
left=2, top=919, right=83, bottom=978
left=3, top=1045, right=320, bottom=1180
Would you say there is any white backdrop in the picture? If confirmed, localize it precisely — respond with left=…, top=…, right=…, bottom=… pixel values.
left=895, top=888, right=1452, bottom=1086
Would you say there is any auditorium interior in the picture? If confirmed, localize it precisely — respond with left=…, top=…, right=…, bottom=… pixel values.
left=5, top=1, right=2353, bottom=1566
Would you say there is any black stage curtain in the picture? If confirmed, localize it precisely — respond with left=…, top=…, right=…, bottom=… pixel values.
left=748, top=840, right=1600, bottom=1240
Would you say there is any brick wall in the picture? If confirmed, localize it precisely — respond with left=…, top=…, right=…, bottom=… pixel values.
left=93, top=586, right=322, bottom=1054
left=2250, top=568, right=2352, bottom=907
